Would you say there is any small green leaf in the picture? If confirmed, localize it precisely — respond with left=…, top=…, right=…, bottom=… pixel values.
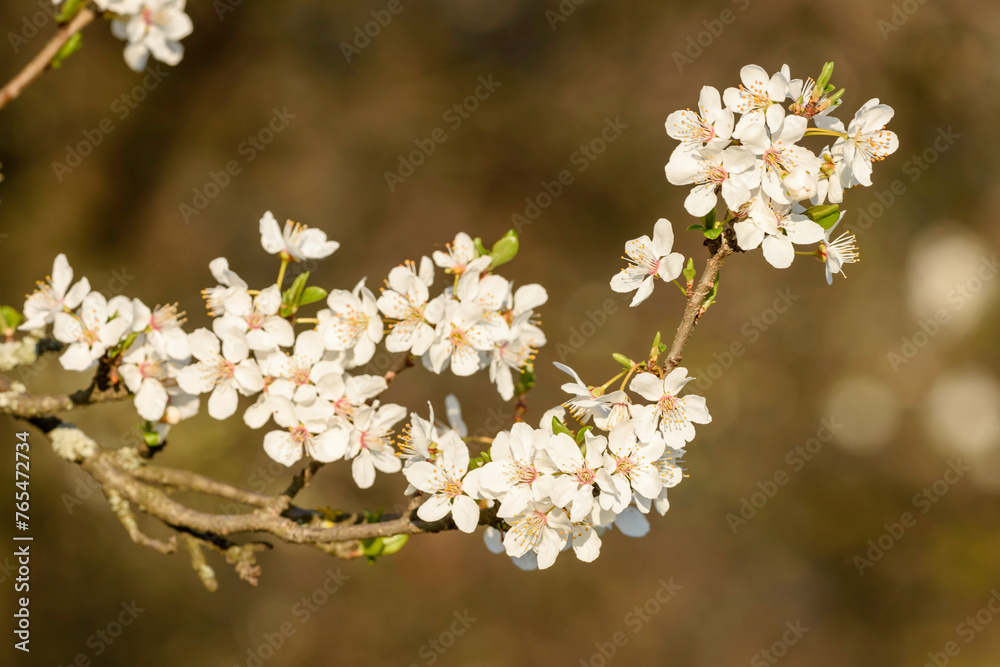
left=380, top=534, right=409, bottom=556
left=0, top=305, right=24, bottom=331
left=814, top=211, right=841, bottom=230
left=703, top=208, right=717, bottom=229
left=489, top=230, right=519, bottom=269
left=686, top=224, right=705, bottom=231
left=361, top=537, right=384, bottom=559
left=651, top=331, right=661, bottom=350
left=682, top=257, right=696, bottom=283
left=298, top=286, right=327, bottom=306
left=551, top=417, right=574, bottom=438
left=51, top=32, right=83, bottom=69
left=702, top=227, right=723, bottom=240
left=803, top=204, right=839, bottom=222
left=816, top=61, right=835, bottom=90
left=612, top=352, right=632, bottom=368
left=575, top=425, right=593, bottom=444
left=473, top=237, right=488, bottom=257
left=283, top=272, right=309, bottom=304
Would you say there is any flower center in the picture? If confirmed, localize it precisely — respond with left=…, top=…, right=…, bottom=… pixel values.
left=290, top=424, right=311, bottom=445
left=246, top=312, right=266, bottom=330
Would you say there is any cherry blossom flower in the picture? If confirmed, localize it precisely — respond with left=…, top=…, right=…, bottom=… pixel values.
left=176, top=328, right=264, bottom=419
left=488, top=283, right=547, bottom=400
left=201, top=258, right=248, bottom=317
left=20, top=254, right=91, bottom=330
left=260, top=330, right=341, bottom=404
left=427, top=302, right=493, bottom=376
left=744, top=199, right=826, bottom=269
left=262, top=397, right=346, bottom=466
left=600, top=422, right=665, bottom=512
left=634, top=447, right=685, bottom=516
left=119, top=343, right=171, bottom=421
left=404, top=431, right=481, bottom=533
left=665, top=146, right=758, bottom=217
left=610, top=218, right=685, bottom=307
left=215, top=285, right=294, bottom=355
left=664, top=85, right=734, bottom=157
left=316, top=372, right=387, bottom=421
left=546, top=431, right=614, bottom=522
left=321, top=280, right=383, bottom=366
left=628, top=369, right=711, bottom=445
left=479, top=422, right=555, bottom=518
left=723, top=64, right=789, bottom=138
left=819, top=215, right=859, bottom=285
left=740, top=116, right=821, bottom=205
left=553, top=362, right=621, bottom=426
left=131, top=300, right=190, bottom=360
left=432, top=232, right=491, bottom=276
left=502, top=502, right=573, bottom=570
left=377, top=259, right=436, bottom=355
left=346, top=403, right=405, bottom=488
left=828, top=98, right=899, bottom=187
left=259, top=211, right=340, bottom=261
left=53, top=293, right=133, bottom=371
left=110, top=0, right=194, bottom=72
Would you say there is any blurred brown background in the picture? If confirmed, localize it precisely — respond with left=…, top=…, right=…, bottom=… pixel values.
left=2, top=0, right=1000, bottom=665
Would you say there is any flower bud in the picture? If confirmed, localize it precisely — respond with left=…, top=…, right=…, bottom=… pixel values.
left=782, top=166, right=818, bottom=201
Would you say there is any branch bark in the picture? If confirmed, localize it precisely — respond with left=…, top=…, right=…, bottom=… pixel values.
left=0, top=7, right=97, bottom=111
left=663, top=232, right=734, bottom=372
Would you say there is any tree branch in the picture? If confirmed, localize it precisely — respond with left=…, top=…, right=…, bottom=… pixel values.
left=663, top=231, right=735, bottom=372
left=0, top=7, right=97, bottom=111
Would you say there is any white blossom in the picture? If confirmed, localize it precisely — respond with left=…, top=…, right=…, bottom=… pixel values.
left=610, top=218, right=685, bottom=307
left=20, top=254, right=91, bottom=330
left=176, top=328, right=264, bottom=420
left=259, top=211, right=340, bottom=261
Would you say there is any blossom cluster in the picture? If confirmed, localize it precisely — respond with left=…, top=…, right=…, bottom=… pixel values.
left=53, top=0, right=193, bottom=72
left=19, top=214, right=547, bottom=491
left=612, top=63, right=898, bottom=307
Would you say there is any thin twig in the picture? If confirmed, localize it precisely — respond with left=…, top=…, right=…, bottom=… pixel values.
left=663, top=233, right=734, bottom=372
left=0, top=7, right=97, bottom=111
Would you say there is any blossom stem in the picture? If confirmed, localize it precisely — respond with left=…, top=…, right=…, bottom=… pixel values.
left=276, top=258, right=289, bottom=289
left=672, top=279, right=688, bottom=296
left=803, top=128, right=847, bottom=138
left=0, top=7, right=96, bottom=111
